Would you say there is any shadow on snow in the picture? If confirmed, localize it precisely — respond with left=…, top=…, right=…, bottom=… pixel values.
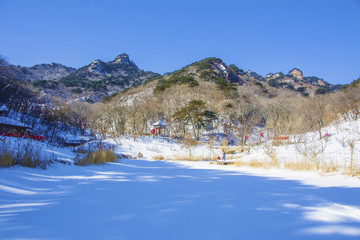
left=0, top=159, right=359, bottom=240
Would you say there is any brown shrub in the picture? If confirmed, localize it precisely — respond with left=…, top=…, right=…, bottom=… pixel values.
left=169, top=154, right=216, bottom=161
left=0, top=151, right=16, bottom=167
left=75, top=149, right=117, bottom=166
left=152, top=155, right=165, bottom=160
left=0, top=143, right=51, bottom=169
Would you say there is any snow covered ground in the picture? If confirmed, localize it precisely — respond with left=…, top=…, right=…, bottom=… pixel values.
left=1, top=118, right=360, bottom=239
left=236, top=118, right=360, bottom=171
left=1, top=159, right=360, bottom=240
left=109, top=118, right=360, bottom=177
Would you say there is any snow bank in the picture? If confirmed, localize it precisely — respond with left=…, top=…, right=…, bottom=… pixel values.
left=173, top=160, right=360, bottom=188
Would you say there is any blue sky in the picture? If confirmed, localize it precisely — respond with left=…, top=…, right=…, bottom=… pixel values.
left=0, top=0, right=359, bottom=84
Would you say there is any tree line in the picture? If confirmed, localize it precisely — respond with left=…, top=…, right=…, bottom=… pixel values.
left=2, top=58, right=360, bottom=145
left=45, top=77, right=360, bottom=144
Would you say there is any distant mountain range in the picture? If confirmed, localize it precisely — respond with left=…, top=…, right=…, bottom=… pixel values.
left=0, top=62, right=75, bottom=82
left=152, top=57, right=343, bottom=98
left=0, top=53, right=160, bottom=102
left=59, top=53, right=160, bottom=94
left=0, top=53, right=343, bottom=103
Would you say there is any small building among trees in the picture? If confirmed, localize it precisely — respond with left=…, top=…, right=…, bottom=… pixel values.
left=152, top=119, right=168, bottom=135
left=0, top=116, right=31, bottom=134
left=0, top=104, right=31, bottom=134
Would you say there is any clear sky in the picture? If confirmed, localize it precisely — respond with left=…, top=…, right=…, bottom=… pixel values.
left=0, top=0, right=359, bottom=84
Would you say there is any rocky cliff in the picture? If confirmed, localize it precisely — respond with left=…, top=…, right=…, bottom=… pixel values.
left=59, top=53, right=160, bottom=93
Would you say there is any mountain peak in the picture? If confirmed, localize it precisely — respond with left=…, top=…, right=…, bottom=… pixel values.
left=112, top=53, right=134, bottom=65
left=289, top=68, right=303, bottom=79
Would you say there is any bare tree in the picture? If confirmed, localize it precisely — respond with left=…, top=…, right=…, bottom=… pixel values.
left=335, top=88, right=360, bottom=121
left=182, top=136, right=198, bottom=157
left=301, top=95, right=334, bottom=139
left=67, top=102, right=91, bottom=135
left=234, top=101, right=263, bottom=145
left=264, top=101, right=294, bottom=137
left=293, top=135, right=323, bottom=169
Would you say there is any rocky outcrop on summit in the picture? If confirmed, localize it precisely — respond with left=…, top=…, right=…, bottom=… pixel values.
left=261, top=68, right=343, bottom=96
left=112, top=53, right=136, bottom=66
left=59, top=53, right=160, bottom=93
left=85, top=54, right=137, bottom=75
left=266, top=72, right=284, bottom=80
left=288, top=68, right=303, bottom=80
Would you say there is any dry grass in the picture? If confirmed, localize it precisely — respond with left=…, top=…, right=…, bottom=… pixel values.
left=284, top=158, right=341, bottom=174
left=232, top=157, right=357, bottom=178
left=0, top=151, right=16, bottom=167
left=19, top=153, right=49, bottom=169
left=152, top=155, right=165, bottom=160
left=283, top=159, right=314, bottom=172
left=0, top=143, right=51, bottom=169
left=220, top=138, right=229, bottom=146
left=350, top=168, right=360, bottom=178
left=234, top=158, right=339, bottom=173
left=343, top=166, right=360, bottom=178
left=169, top=154, right=217, bottom=161
left=319, top=161, right=339, bottom=173
left=19, top=144, right=50, bottom=169
left=218, top=146, right=249, bottom=154
left=233, top=159, right=278, bottom=169
left=75, top=149, right=117, bottom=166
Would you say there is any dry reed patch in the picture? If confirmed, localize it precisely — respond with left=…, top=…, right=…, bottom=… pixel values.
left=75, top=149, right=117, bottom=166
left=235, top=157, right=348, bottom=177
left=283, top=159, right=314, bottom=172
left=0, top=151, right=16, bottom=167
left=284, top=158, right=340, bottom=174
left=19, top=152, right=48, bottom=169
left=218, top=146, right=249, bottom=154
left=233, top=159, right=277, bottom=169
left=18, top=144, right=50, bottom=169
left=318, top=161, right=339, bottom=173
left=343, top=166, right=360, bottom=178
left=352, top=169, right=360, bottom=178
left=169, top=154, right=217, bottom=161
left=152, top=155, right=165, bottom=160
left=1, top=142, right=52, bottom=169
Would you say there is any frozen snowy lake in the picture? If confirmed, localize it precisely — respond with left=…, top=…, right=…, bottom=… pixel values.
left=1, top=159, right=360, bottom=239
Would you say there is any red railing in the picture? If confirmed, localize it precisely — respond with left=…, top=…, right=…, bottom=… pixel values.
left=0, top=132, right=45, bottom=142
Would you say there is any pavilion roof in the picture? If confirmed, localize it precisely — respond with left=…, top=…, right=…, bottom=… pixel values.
left=152, top=119, right=168, bottom=127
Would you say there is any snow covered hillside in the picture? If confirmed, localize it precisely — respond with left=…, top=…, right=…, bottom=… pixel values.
left=232, top=118, right=360, bottom=176
left=106, top=118, right=360, bottom=179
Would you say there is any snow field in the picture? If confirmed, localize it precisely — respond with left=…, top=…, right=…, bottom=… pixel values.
left=1, top=114, right=360, bottom=239
left=1, top=159, right=360, bottom=239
